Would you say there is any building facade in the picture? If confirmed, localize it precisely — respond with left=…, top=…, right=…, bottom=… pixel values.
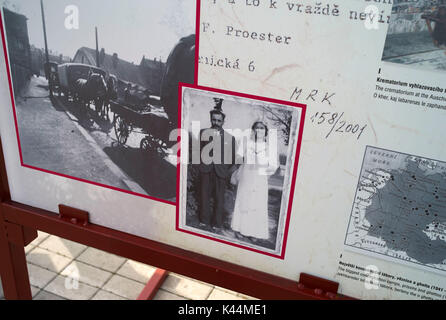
left=72, top=47, right=165, bottom=96
left=3, top=7, right=32, bottom=96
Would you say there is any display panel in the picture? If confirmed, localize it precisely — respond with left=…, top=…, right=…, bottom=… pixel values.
left=1, top=0, right=446, bottom=300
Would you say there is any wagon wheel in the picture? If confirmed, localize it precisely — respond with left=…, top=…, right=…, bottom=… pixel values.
left=140, top=137, right=152, bottom=151
left=155, top=139, right=168, bottom=157
left=141, top=134, right=168, bottom=157
left=114, top=115, right=129, bottom=145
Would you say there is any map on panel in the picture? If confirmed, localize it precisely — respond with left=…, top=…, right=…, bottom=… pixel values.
left=345, top=146, right=446, bottom=273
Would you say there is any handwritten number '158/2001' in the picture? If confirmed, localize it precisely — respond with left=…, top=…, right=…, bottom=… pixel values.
left=310, top=112, right=367, bottom=140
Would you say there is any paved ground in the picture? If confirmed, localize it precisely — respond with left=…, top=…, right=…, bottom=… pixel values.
left=0, top=232, right=256, bottom=300
left=382, top=31, right=446, bottom=71
left=16, top=77, right=130, bottom=191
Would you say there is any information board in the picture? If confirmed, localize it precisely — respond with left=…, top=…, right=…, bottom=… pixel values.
left=1, top=0, right=445, bottom=300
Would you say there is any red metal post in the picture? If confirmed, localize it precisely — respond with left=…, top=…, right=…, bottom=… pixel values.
left=1, top=201, right=351, bottom=300
left=0, top=140, right=36, bottom=300
left=137, top=269, right=169, bottom=300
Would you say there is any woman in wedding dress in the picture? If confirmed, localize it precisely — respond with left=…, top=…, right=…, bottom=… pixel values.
left=230, top=121, right=278, bottom=241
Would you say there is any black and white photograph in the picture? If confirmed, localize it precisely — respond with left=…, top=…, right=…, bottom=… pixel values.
left=177, top=86, right=304, bottom=257
left=0, top=0, right=197, bottom=203
left=382, top=0, right=446, bottom=71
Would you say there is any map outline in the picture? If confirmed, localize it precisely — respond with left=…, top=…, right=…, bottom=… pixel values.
left=344, top=145, right=446, bottom=274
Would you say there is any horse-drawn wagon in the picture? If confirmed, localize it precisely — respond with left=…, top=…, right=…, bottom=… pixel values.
left=57, top=63, right=108, bottom=112
left=108, top=34, right=195, bottom=157
left=49, top=34, right=194, bottom=157
left=110, top=100, right=172, bottom=157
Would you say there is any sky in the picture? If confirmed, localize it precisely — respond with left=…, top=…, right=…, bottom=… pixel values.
left=1, top=0, right=196, bottom=63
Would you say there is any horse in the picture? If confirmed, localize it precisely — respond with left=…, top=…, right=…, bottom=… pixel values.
left=101, top=74, right=118, bottom=119
left=160, top=34, right=195, bottom=129
left=73, top=72, right=107, bottom=113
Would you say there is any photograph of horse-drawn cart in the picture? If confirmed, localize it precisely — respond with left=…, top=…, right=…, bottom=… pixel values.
left=1, top=0, right=197, bottom=203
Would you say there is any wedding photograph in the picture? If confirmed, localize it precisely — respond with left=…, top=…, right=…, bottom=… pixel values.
left=177, top=86, right=305, bottom=257
left=1, top=0, right=197, bottom=203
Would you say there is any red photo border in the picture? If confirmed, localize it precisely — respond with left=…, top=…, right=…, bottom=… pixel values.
left=0, top=0, right=202, bottom=207
left=176, top=83, right=307, bottom=259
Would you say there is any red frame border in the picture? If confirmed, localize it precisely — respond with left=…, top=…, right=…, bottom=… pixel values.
left=0, top=0, right=202, bottom=207
left=176, top=83, right=307, bottom=259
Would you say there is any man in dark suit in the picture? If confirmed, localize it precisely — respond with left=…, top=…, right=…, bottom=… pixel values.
left=198, top=99, right=237, bottom=231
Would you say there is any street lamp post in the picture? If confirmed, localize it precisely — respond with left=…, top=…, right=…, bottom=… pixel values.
left=40, top=0, right=52, bottom=97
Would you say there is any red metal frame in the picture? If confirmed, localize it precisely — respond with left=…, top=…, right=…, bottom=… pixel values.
left=0, top=139, right=352, bottom=300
